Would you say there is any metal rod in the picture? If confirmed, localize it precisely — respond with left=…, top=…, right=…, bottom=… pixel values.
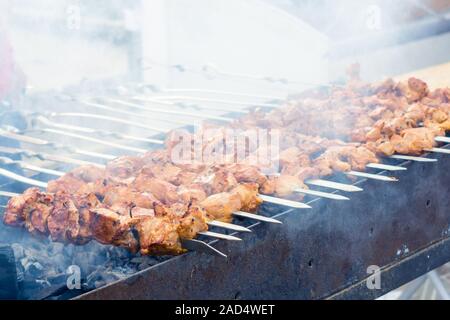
left=0, top=157, right=65, bottom=177
left=0, top=129, right=116, bottom=161
left=425, top=147, right=450, bottom=155
left=181, top=239, right=227, bottom=258
left=233, top=211, right=283, bottom=224
left=161, top=88, right=285, bottom=101
left=41, top=128, right=146, bottom=154
left=267, top=173, right=363, bottom=194
left=107, top=98, right=234, bottom=122
left=132, top=96, right=250, bottom=115
left=259, top=195, right=312, bottom=209
left=347, top=171, right=399, bottom=182
left=305, top=179, right=364, bottom=192
left=80, top=100, right=189, bottom=127
left=366, top=163, right=407, bottom=171
left=0, top=191, right=19, bottom=198
left=390, top=155, right=438, bottom=162
left=145, top=95, right=280, bottom=109
left=435, top=136, right=450, bottom=143
left=36, top=115, right=164, bottom=145
left=49, top=112, right=166, bottom=133
left=198, top=231, right=242, bottom=241
left=294, top=188, right=350, bottom=201
left=207, top=220, right=252, bottom=233
left=0, top=146, right=103, bottom=167
left=0, top=168, right=48, bottom=188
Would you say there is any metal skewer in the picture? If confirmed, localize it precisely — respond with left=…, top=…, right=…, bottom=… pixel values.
left=0, top=156, right=64, bottom=177
left=132, top=96, right=250, bottom=115
left=41, top=128, right=147, bottom=154
left=0, top=168, right=48, bottom=189
left=259, top=195, right=312, bottom=209
left=207, top=220, right=252, bottom=233
left=155, top=88, right=285, bottom=101
left=0, top=146, right=104, bottom=167
left=107, top=98, right=234, bottom=122
left=0, top=191, right=19, bottom=198
left=0, top=129, right=117, bottom=161
left=35, top=115, right=164, bottom=145
left=294, top=188, right=350, bottom=201
left=79, top=100, right=191, bottom=127
left=390, top=155, right=438, bottom=162
left=198, top=231, right=242, bottom=241
left=366, top=163, right=407, bottom=171
left=233, top=211, right=282, bottom=224
left=425, top=147, right=450, bottom=155
left=346, top=171, right=398, bottom=182
left=181, top=239, right=227, bottom=259
left=144, top=95, right=280, bottom=109
left=435, top=136, right=450, bottom=143
left=305, top=179, right=363, bottom=192
left=49, top=112, right=166, bottom=133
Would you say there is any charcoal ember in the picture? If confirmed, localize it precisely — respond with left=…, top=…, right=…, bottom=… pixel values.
left=26, top=262, right=44, bottom=277
left=131, top=256, right=154, bottom=271
left=106, top=246, right=134, bottom=260
left=46, top=273, right=68, bottom=286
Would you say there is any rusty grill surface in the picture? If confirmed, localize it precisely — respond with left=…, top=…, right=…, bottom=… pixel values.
left=0, top=84, right=449, bottom=300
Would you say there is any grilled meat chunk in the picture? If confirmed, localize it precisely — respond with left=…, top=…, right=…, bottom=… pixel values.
left=200, top=192, right=242, bottom=222
left=47, top=192, right=80, bottom=242
left=134, top=215, right=184, bottom=256
left=91, top=208, right=139, bottom=253
left=3, top=188, right=40, bottom=227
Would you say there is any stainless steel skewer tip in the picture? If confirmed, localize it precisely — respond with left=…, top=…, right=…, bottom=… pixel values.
left=207, top=220, right=252, bottom=233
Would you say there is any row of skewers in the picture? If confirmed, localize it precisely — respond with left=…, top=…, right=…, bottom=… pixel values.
left=0, top=73, right=449, bottom=257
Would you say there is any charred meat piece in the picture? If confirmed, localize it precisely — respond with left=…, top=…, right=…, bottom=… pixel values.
left=25, top=192, right=54, bottom=235
left=47, top=192, right=80, bottom=242
left=3, top=188, right=40, bottom=227
left=72, top=193, right=100, bottom=244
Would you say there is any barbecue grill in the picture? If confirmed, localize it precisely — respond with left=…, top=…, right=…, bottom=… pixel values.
left=1, top=0, right=450, bottom=301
